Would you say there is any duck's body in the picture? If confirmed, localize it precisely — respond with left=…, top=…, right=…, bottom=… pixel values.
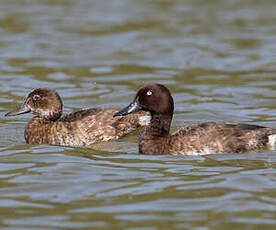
left=6, top=88, right=149, bottom=148
left=168, top=122, right=275, bottom=155
left=25, top=108, right=148, bottom=147
left=114, top=84, right=276, bottom=155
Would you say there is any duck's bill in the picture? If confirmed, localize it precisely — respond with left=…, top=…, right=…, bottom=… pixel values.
left=113, top=99, right=142, bottom=117
left=5, top=103, right=30, bottom=117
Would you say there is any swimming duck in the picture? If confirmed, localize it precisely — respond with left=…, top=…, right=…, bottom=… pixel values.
left=5, top=88, right=150, bottom=148
left=114, top=83, right=276, bottom=155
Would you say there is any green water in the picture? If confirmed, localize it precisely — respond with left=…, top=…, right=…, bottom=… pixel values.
left=0, top=0, right=275, bottom=229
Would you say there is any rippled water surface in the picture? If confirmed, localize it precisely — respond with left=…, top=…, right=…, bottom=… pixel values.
left=0, top=0, right=275, bottom=229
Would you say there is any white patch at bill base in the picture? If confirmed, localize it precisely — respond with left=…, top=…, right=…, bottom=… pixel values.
left=268, top=134, right=276, bottom=150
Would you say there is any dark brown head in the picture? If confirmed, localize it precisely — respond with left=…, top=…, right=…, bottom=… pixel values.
left=5, top=88, right=63, bottom=121
left=114, top=84, right=174, bottom=117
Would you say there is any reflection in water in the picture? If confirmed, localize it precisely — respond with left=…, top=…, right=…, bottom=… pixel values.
left=0, top=0, right=275, bottom=229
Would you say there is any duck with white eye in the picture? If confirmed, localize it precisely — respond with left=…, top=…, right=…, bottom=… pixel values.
left=114, top=83, right=276, bottom=155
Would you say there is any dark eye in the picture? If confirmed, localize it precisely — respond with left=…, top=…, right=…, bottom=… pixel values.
left=33, top=95, right=40, bottom=101
left=146, top=90, right=153, bottom=96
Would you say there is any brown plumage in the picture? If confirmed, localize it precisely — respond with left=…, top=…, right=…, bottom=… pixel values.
left=114, top=83, right=276, bottom=155
left=5, top=88, right=150, bottom=148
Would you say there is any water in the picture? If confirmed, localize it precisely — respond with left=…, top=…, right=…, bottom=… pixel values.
left=0, top=0, right=275, bottom=229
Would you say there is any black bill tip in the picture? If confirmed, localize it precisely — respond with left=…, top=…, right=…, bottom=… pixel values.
left=113, top=110, right=123, bottom=117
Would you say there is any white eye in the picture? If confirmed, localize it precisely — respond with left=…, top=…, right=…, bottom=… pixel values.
left=146, top=90, right=152, bottom=96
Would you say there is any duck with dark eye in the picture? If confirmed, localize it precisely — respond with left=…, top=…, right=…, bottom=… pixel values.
left=5, top=88, right=150, bottom=148
left=114, top=83, right=276, bottom=155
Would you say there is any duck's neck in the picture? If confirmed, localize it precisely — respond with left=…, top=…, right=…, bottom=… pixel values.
left=139, top=113, right=172, bottom=155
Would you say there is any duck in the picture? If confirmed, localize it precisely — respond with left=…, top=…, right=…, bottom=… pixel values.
left=5, top=88, right=150, bottom=148
left=113, top=83, right=276, bottom=155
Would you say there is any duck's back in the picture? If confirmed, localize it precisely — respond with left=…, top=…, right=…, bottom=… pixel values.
left=25, top=108, right=149, bottom=147
left=169, top=122, right=276, bottom=155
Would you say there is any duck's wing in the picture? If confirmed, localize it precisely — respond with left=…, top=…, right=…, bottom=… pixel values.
left=169, top=122, right=276, bottom=155
left=60, top=108, right=104, bottom=122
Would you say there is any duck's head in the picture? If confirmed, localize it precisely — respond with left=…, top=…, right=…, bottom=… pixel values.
left=114, top=83, right=174, bottom=117
left=5, top=88, right=63, bottom=121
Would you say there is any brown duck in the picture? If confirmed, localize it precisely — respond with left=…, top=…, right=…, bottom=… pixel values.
left=114, top=83, right=276, bottom=155
left=5, top=88, right=150, bottom=148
